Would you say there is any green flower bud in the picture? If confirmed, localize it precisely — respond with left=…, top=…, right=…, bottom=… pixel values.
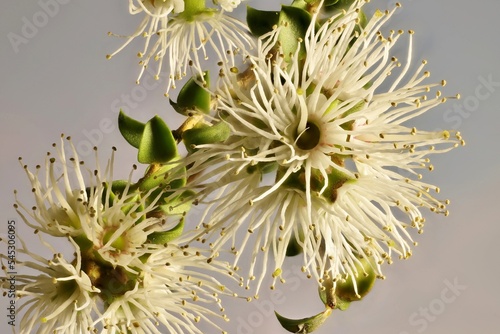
left=335, top=257, right=377, bottom=302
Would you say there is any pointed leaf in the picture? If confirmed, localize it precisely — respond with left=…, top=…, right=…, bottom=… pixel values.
left=138, top=116, right=177, bottom=164
left=278, top=6, right=312, bottom=62
left=171, top=72, right=211, bottom=115
left=118, top=110, right=145, bottom=149
left=147, top=218, right=185, bottom=244
left=246, top=6, right=280, bottom=37
left=275, top=308, right=332, bottom=333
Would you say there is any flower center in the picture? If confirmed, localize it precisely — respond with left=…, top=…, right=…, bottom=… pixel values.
left=103, top=229, right=127, bottom=251
left=83, top=257, right=138, bottom=304
left=296, top=122, right=321, bottom=150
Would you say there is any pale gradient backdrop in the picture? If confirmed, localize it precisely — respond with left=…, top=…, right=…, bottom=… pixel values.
left=0, top=0, right=498, bottom=333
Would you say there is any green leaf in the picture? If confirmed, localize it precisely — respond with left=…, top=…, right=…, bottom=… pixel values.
left=138, top=116, right=177, bottom=164
left=182, top=121, right=230, bottom=152
left=170, top=72, right=211, bottom=116
left=147, top=218, right=185, bottom=244
left=246, top=6, right=280, bottom=37
left=286, top=234, right=303, bottom=257
left=275, top=308, right=332, bottom=333
left=118, top=110, right=145, bottom=149
left=278, top=6, right=312, bottom=62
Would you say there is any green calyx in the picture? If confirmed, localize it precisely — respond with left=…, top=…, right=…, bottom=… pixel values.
left=335, top=257, right=377, bottom=302
left=246, top=6, right=280, bottom=37
left=280, top=166, right=353, bottom=203
left=178, top=0, right=210, bottom=21
left=315, top=257, right=376, bottom=323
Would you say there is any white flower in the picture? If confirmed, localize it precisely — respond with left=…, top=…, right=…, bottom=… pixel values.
left=94, top=244, right=232, bottom=334
left=182, top=1, right=464, bottom=291
left=14, top=135, right=119, bottom=237
left=108, top=0, right=252, bottom=96
left=1, top=237, right=98, bottom=333
left=9, top=136, right=238, bottom=332
left=14, top=135, right=170, bottom=271
left=1, top=237, right=234, bottom=333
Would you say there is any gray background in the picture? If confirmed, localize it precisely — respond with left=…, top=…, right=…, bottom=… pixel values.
left=0, top=0, right=498, bottom=333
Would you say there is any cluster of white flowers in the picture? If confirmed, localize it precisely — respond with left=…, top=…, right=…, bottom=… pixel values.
left=3, top=0, right=464, bottom=332
left=107, top=0, right=252, bottom=95
left=3, top=136, right=234, bottom=333
left=181, top=0, right=464, bottom=293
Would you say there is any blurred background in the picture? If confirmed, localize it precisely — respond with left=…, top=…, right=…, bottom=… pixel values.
left=0, top=0, right=498, bottom=333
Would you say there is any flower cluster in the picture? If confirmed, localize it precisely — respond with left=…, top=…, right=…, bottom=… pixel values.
left=107, top=0, right=252, bottom=95
left=4, top=0, right=465, bottom=333
left=181, top=0, right=464, bottom=294
left=2, top=136, right=233, bottom=333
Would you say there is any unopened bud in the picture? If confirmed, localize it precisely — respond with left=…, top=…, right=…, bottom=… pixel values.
left=335, top=257, right=376, bottom=302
